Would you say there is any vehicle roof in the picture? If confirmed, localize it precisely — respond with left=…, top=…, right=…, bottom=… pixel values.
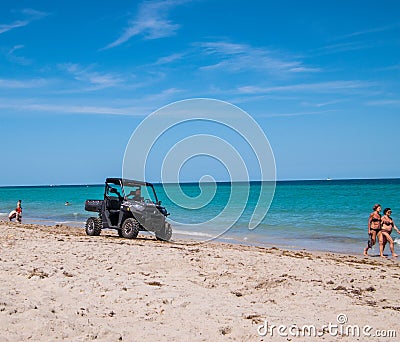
left=105, top=178, right=152, bottom=186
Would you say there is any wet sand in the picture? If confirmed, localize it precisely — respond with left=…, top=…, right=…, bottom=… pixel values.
left=0, top=221, right=399, bottom=341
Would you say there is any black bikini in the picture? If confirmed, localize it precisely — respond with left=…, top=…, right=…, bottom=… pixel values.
left=370, top=215, right=381, bottom=231
left=381, top=217, right=394, bottom=235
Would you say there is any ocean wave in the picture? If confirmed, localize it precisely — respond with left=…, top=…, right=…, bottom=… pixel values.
left=0, top=212, right=8, bottom=217
left=172, top=229, right=214, bottom=238
left=46, top=212, right=87, bottom=220
left=55, top=221, right=86, bottom=225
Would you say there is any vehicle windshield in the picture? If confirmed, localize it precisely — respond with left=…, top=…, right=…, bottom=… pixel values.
left=105, top=183, right=123, bottom=199
left=123, top=183, right=158, bottom=203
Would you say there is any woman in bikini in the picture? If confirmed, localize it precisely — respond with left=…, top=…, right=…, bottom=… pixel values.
left=364, top=204, right=382, bottom=256
left=380, top=208, right=400, bottom=258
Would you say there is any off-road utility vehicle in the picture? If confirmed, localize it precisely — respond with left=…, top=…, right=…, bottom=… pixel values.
left=84, top=178, right=172, bottom=241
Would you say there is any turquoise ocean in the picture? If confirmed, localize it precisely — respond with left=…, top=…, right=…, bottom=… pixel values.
left=1, top=179, right=399, bottom=254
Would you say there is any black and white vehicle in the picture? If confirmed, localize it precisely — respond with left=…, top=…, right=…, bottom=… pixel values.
left=84, top=178, right=172, bottom=241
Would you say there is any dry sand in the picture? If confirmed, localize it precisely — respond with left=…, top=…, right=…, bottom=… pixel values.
left=0, top=221, right=399, bottom=341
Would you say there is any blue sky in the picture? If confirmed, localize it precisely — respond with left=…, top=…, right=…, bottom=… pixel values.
left=0, top=0, right=399, bottom=185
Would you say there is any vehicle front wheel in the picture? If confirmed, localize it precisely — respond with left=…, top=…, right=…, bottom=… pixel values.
left=156, top=222, right=172, bottom=242
left=85, top=217, right=102, bottom=236
left=121, top=218, right=139, bottom=239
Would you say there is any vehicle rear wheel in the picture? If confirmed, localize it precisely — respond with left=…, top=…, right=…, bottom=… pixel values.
left=121, top=218, right=139, bottom=239
left=85, top=217, right=102, bottom=236
left=156, top=222, right=172, bottom=241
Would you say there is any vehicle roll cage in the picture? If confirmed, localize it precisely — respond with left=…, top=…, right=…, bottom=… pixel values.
left=105, top=178, right=159, bottom=203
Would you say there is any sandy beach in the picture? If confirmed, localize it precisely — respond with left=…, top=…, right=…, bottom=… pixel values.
left=0, top=221, right=399, bottom=341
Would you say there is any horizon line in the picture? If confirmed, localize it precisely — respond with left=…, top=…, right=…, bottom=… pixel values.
left=1, top=177, right=399, bottom=188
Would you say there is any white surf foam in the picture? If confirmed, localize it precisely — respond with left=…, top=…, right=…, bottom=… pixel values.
left=172, top=229, right=214, bottom=238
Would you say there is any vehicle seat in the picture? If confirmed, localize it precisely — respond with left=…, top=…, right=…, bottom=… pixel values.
left=106, top=197, right=121, bottom=214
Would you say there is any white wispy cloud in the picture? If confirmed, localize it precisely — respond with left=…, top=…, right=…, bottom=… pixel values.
left=365, top=99, right=400, bottom=106
left=155, top=53, right=184, bottom=65
left=314, top=23, right=400, bottom=55
left=104, top=0, right=187, bottom=49
left=300, top=99, right=346, bottom=108
left=288, top=67, right=321, bottom=73
left=263, top=109, right=338, bottom=118
left=335, top=23, right=400, bottom=40
left=0, top=86, right=183, bottom=116
left=21, top=8, right=49, bottom=18
left=196, top=41, right=320, bottom=74
left=6, top=45, right=31, bottom=65
left=60, top=63, right=125, bottom=90
left=311, top=41, right=376, bottom=55
left=9, top=45, right=24, bottom=54
left=0, top=101, right=148, bottom=116
left=0, top=20, right=30, bottom=34
left=142, top=87, right=182, bottom=101
left=380, top=64, right=400, bottom=71
left=0, top=8, right=49, bottom=35
left=237, top=80, right=376, bottom=95
left=0, top=78, right=48, bottom=89
left=226, top=93, right=303, bottom=105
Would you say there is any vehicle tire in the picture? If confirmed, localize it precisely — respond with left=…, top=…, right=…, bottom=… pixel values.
left=85, top=217, right=102, bottom=236
left=156, top=222, right=172, bottom=242
left=121, top=218, right=139, bottom=239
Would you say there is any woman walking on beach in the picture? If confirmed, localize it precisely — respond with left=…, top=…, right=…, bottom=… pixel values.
left=364, top=204, right=382, bottom=256
left=380, top=208, right=400, bottom=258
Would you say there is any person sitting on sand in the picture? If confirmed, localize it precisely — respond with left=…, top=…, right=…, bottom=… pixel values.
left=8, top=200, right=22, bottom=223
left=380, top=208, right=400, bottom=258
left=364, top=204, right=382, bottom=256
